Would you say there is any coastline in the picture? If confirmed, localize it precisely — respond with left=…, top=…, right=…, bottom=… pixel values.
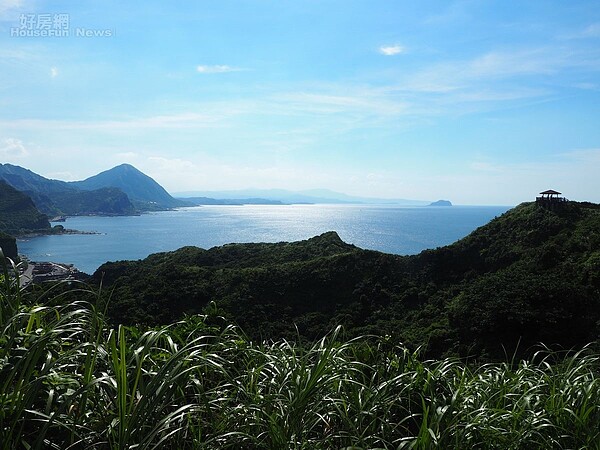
left=15, top=204, right=510, bottom=276
left=17, top=228, right=101, bottom=239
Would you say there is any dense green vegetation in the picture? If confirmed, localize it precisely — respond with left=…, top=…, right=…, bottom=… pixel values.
left=94, top=201, right=600, bottom=359
left=0, top=181, right=51, bottom=234
left=2, top=254, right=600, bottom=449
left=47, top=186, right=136, bottom=216
left=0, top=232, right=17, bottom=260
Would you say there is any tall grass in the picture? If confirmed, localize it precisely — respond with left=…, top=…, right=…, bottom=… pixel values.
left=1, top=250, right=600, bottom=448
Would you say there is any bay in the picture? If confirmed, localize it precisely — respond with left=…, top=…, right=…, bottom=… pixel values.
left=17, top=204, right=511, bottom=274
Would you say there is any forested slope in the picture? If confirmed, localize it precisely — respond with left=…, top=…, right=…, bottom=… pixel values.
left=94, top=201, right=600, bottom=358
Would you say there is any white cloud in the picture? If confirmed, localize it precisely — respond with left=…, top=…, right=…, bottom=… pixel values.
left=0, top=138, right=28, bottom=157
left=379, top=45, right=405, bottom=56
left=50, top=67, right=58, bottom=78
left=0, top=0, right=24, bottom=18
left=196, top=65, right=243, bottom=74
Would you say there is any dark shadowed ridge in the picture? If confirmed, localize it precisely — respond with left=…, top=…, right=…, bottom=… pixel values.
left=0, top=180, right=51, bottom=234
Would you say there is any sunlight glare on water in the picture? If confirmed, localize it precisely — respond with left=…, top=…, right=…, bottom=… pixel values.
left=17, top=204, right=510, bottom=274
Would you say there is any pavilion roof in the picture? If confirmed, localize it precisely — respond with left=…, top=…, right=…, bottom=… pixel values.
left=540, top=189, right=562, bottom=195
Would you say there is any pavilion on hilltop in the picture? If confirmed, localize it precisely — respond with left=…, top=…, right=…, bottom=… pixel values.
left=536, top=189, right=567, bottom=206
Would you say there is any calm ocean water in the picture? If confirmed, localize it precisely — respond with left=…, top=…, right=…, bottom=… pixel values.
left=17, top=204, right=511, bottom=274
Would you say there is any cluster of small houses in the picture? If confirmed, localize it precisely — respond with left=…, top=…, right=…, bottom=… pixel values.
left=30, top=262, right=81, bottom=283
left=16, top=258, right=85, bottom=287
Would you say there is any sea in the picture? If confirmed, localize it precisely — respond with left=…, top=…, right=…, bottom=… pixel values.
left=17, top=204, right=511, bottom=275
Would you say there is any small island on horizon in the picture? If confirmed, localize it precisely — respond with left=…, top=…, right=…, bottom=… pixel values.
left=428, top=199, right=452, bottom=206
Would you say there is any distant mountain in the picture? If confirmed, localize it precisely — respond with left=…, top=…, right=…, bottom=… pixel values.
left=0, top=180, right=51, bottom=235
left=175, top=188, right=429, bottom=206
left=71, top=164, right=190, bottom=210
left=184, top=197, right=285, bottom=206
left=0, top=164, right=72, bottom=193
left=0, top=163, right=135, bottom=216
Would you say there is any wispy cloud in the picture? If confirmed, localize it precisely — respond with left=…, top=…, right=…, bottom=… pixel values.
left=196, top=65, right=244, bottom=74
left=561, top=148, right=600, bottom=162
left=50, top=67, right=58, bottom=78
left=581, top=23, right=600, bottom=38
left=467, top=49, right=568, bottom=78
left=142, top=155, right=363, bottom=194
left=0, top=112, right=228, bottom=131
left=562, top=22, right=600, bottom=40
left=379, top=44, right=405, bottom=56
left=572, top=82, right=598, bottom=91
left=0, top=137, right=28, bottom=157
left=406, top=48, right=568, bottom=90
left=386, top=44, right=600, bottom=114
left=423, top=0, right=473, bottom=25
left=1, top=43, right=597, bottom=154
left=0, top=0, right=24, bottom=19
left=0, top=48, right=32, bottom=60
left=0, top=0, right=23, bottom=10
left=273, top=92, right=407, bottom=116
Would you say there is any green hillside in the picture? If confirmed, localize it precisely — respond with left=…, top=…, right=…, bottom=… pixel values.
left=94, top=201, right=600, bottom=358
left=0, top=180, right=51, bottom=235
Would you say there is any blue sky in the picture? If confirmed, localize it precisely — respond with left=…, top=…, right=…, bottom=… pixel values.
left=0, top=0, right=599, bottom=205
